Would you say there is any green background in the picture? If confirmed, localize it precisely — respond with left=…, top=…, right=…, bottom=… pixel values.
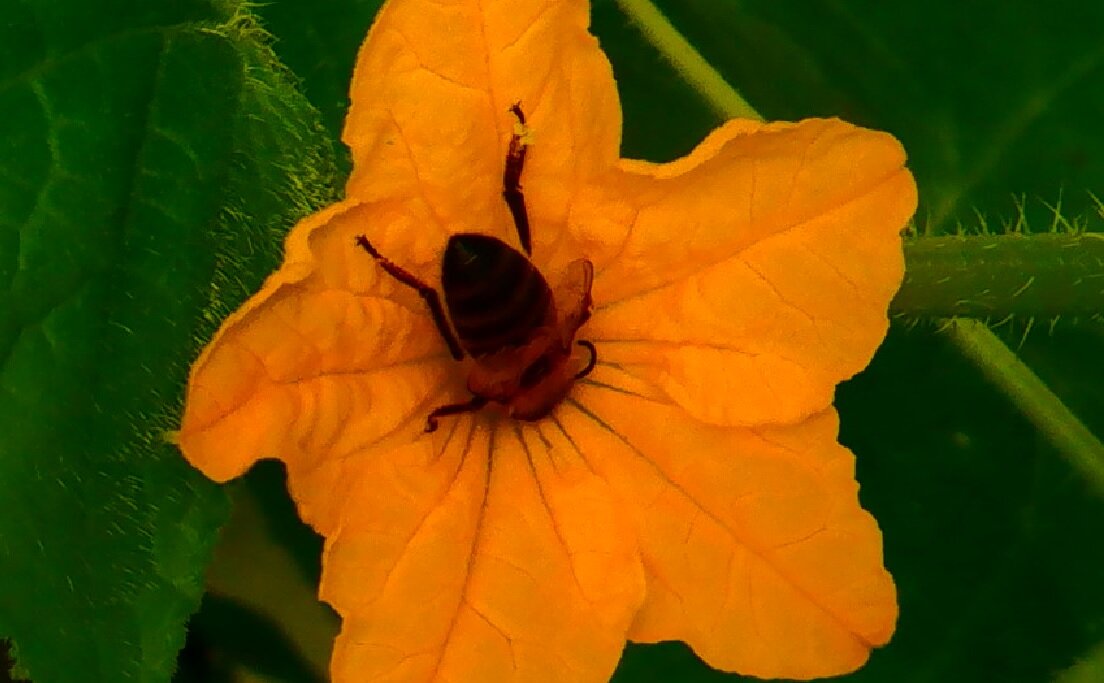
left=1, top=0, right=1102, bottom=681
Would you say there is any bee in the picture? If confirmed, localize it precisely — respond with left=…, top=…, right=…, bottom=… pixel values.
left=356, top=104, right=597, bottom=432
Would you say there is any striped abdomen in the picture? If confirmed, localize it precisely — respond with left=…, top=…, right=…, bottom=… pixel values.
left=442, top=233, right=553, bottom=357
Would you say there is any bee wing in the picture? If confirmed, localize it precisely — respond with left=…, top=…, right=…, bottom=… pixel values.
left=551, top=258, right=594, bottom=344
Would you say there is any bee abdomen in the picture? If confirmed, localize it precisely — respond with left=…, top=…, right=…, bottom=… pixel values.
left=442, top=233, right=553, bottom=357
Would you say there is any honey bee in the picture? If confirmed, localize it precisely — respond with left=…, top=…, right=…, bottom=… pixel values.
left=356, top=104, right=597, bottom=432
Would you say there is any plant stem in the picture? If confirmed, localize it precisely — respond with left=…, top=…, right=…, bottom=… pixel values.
left=895, top=233, right=1104, bottom=319
left=613, top=0, right=762, bottom=121
left=945, top=319, right=1104, bottom=497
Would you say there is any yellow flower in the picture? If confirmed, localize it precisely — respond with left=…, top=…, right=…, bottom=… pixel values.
left=179, top=0, right=917, bottom=680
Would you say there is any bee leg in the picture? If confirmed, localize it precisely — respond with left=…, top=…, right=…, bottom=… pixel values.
left=355, top=235, right=464, bottom=360
left=504, top=102, right=532, bottom=256
left=425, top=395, right=489, bottom=432
left=574, top=340, right=597, bottom=379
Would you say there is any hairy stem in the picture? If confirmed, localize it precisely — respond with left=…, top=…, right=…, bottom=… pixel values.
left=895, top=233, right=1104, bottom=319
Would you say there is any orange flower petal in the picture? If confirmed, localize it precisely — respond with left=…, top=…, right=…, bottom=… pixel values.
left=342, top=0, right=620, bottom=257
left=323, top=419, right=644, bottom=681
left=565, top=365, right=896, bottom=679
left=179, top=200, right=457, bottom=532
left=573, top=118, right=916, bottom=427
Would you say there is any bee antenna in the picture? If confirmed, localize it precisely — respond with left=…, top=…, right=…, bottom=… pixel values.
left=574, top=340, right=597, bottom=379
left=425, top=396, right=488, bottom=432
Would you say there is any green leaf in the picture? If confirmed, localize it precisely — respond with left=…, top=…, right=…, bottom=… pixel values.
left=253, top=0, right=385, bottom=174
left=0, top=1, right=339, bottom=680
